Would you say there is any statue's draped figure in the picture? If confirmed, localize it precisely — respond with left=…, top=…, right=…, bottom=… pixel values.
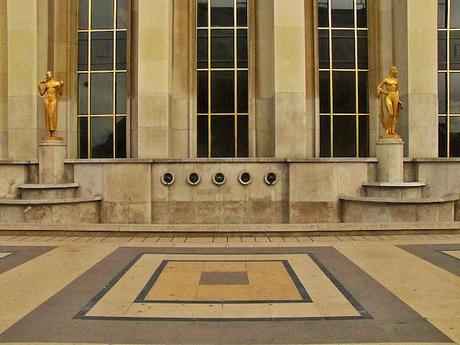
left=377, top=66, right=403, bottom=139
left=37, top=71, right=64, bottom=140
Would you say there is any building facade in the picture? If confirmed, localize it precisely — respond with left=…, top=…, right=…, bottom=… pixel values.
left=0, top=0, right=458, bottom=225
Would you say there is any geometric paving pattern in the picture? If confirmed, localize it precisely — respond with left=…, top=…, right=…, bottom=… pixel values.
left=0, top=236, right=459, bottom=344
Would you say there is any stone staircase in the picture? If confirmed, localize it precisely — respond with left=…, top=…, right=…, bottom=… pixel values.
left=340, top=182, right=458, bottom=223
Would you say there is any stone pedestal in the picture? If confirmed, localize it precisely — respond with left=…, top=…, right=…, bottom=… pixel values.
left=39, top=140, right=66, bottom=184
left=376, top=139, right=404, bottom=183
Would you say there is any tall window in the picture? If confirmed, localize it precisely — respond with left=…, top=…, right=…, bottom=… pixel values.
left=78, top=0, right=128, bottom=158
left=196, top=0, right=249, bottom=158
left=438, top=0, right=460, bottom=157
left=318, top=0, right=369, bottom=157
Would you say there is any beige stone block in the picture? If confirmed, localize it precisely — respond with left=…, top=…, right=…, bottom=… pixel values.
left=219, top=201, right=246, bottom=224
left=51, top=204, right=79, bottom=224
left=103, top=164, right=151, bottom=203
left=74, top=164, right=103, bottom=197
left=102, top=202, right=129, bottom=224
left=138, top=60, right=169, bottom=94
left=438, top=202, right=455, bottom=222
left=137, top=127, right=168, bottom=158
left=337, top=164, right=367, bottom=197
left=7, top=96, right=36, bottom=128
left=8, top=128, right=37, bottom=160
left=416, top=204, right=439, bottom=222
left=290, top=202, right=341, bottom=223
left=170, top=201, right=198, bottom=224
left=217, top=164, right=246, bottom=202
left=138, top=28, right=169, bottom=61
left=152, top=201, right=170, bottom=224
left=24, top=205, right=52, bottom=224
left=0, top=165, right=27, bottom=199
left=166, top=163, right=194, bottom=202
left=151, top=164, right=170, bottom=202
left=0, top=205, right=24, bottom=223
left=128, top=202, right=151, bottom=224
left=388, top=204, right=416, bottom=222
left=78, top=202, right=101, bottom=223
left=39, top=142, right=67, bottom=184
left=195, top=201, right=219, bottom=224
left=289, top=163, right=336, bottom=202
left=138, top=93, right=169, bottom=128
left=376, top=140, right=404, bottom=183
left=7, top=0, right=37, bottom=31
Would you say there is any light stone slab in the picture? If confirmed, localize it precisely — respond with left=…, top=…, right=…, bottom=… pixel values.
left=39, top=141, right=66, bottom=184
left=376, top=140, right=404, bottom=183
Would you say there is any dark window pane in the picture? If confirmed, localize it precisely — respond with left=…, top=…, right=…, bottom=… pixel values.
left=197, top=30, right=208, bottom=68
left=438, top=31, right=447, bottom=70
left=237, top=71, right=248, bottom=113
left=91, top=73, right=113, bottom=114
left=438, top=0, right=447, bottom=28
left=197, top=71, right=208, bottom=113
left=211, top=29, right=234, bottom=68
left=357, top=30, right=368, bottom=69
left=211, top=0, right=234, bottom=27
left=197, top=0, right=208, bottom=27
left=319, top=29, right=329, bottom=69
left=211, top=71, right=234, bottom=113
left=358, top=72, right=368, bottom=113
left=91, top=117, right=114, bottom=158
left=78, top=74, right=88, bottom=115
left=117, top=0, right=127, bottom=29
left=237, top=0, right=247, bottom=27
left=78, top=32, right=88, bottom=71
left=92, top=0, right=114, bottom=29
left=451, top=73, right=460, bottom=113
left=116, top=73, right=127, bottom=114
left=356, top=0, right=367, bottom=27
left=331, top=0, right=354, bottom=28
left=452, top=0, right=460, bottom=28
left=320, top=115, right=331, bottom=157
left=79, top=0, right=89, bottom=30
left=237, top=29, right=248, bottom=68
left=439, top=116, right=448, bottom=157
left=319, top=71, right=331, bottom=113
left=211, top=115, right=235, bottom=157
left=78, top=117, right=88, bottom=158
left=439, top=72, right=447, bottom=114
left=115, top=116, right=126, bottom=158
left=333, top=115, right=356, bottom=157
left=332, top=30, right=355, bottom=69
left=451, top=31, right=460, bottom=69
left=450, top=117, right=460, bottom=157
left=237, top=115, right=249, bottom=157
left=91, top=32, right=114, bottom=70
left=116, top=31, right=127, bottom=70
left=197, top=115, right=209, bottom=157
left=318, top=0, right=329, bottom=27
left=359, top=115, right=369, bottom=157
left=333, top=71, right=356, bottom=113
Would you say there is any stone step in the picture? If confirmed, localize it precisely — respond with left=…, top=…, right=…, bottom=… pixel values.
left=18, top=183, right=80, bottom=200
left=0, top=196, right=102, bottom=224
left=363, top=182, right=426, bottom=199
left=340, top=194, right=458, bottom=223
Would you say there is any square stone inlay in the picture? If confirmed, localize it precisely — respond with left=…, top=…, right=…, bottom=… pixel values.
left=199, top=271, right=249, bottom=285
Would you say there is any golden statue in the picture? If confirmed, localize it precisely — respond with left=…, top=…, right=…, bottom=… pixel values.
left=37, top=71, right=64, bottom=140
left=377, top=66, right=403, bottom=140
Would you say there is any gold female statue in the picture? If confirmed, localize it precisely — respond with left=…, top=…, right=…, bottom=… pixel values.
left=37, top=71, right=64, bottom=140
left=377, top=66, right=403, bottom=139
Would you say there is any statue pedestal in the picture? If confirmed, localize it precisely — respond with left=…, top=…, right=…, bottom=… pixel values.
left=39, top=140, right=66, bottom=184
left=376, top=139, right=404, bottom=183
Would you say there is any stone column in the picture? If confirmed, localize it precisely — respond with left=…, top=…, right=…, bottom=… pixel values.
left=6, top=0, right=49, bottom=161
left=135, top=0, right=172, bottom=158
left=39, top=140, right=66, bottom=184
left=392, top=0, right=438, bottom=158
left=0, top=1, right=7, bottom=159
left=376, top=139, right=404, bottom=183
left=273, top=0, right=308, bottom=159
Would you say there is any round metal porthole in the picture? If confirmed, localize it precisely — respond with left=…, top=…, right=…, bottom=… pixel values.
left=264, top=172, right=279, bottom=186
left=161, top=172, right=175, bottom=186
left=238, top=171, right=252, bottom=186
left=212, top=172, right=226, bottom=186
left=187, top=172, right=201, bottom=186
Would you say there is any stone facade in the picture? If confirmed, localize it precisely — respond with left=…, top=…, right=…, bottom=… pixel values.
left=0, top=1, right=458, bottom=225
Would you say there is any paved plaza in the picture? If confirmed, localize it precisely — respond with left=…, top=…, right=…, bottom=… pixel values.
left=0, top=233, right=459, bottom=345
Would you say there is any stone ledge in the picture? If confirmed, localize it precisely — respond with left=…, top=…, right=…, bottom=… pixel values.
left=64, top=158, right=379, bottom=164
left=340, top=194, right=459, bottom=204
left=0, top=222, right=458, bottom=233
left=0, top=196, right=102, bottom=206
left=18, top=183, right=80, bottom=190
left=363, top=182, right=426, bottom=188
